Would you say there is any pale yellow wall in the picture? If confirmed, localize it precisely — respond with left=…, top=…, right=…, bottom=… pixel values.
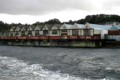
left=49, top=30, right=60, bottom=36
left=39, top=31, right=43, bottom=35
left=32, top=31, right=35, bottom=36
left=69, top=30, right=72, bottom=36
left=94, top=29, right=101, bottom=34
left=80, top=30, right=84, bottom=36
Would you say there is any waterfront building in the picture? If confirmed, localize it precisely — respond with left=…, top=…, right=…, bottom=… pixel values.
left=60, top=23, right=73, bottom=36
left=71, top=23, right=84, bottom=36
left=108, top=25, right=120, bottom=41
left=50, top=24, right=62, bottom=36
left=14, top=26, right=22, bottom=36
left=9, top=26, right=16, bottom=36
left=8, top=22, right=115, bottom=40
left=34, top=24, right=44, bottom=36
left=20, top=26, right=29, bottom=36
left=42, top=24, right=53, bottom=36
left=82, top=23, right=111, bottom=39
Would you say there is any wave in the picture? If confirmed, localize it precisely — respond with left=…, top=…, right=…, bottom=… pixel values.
left=0, top=55, right=111, bottom=80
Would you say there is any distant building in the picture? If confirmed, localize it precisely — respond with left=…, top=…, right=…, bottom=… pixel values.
left=108, top=25, right=120, bottom=41
left=9, top=23, right=120, bottom=40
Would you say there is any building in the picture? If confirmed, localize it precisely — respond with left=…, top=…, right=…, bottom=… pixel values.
left=8, top=23, right=114, bottom=40
left=71, top=23, right=84, bottom=36
left=108, top=25, right=120, bottom=41
left=82, top=23, right=111, bottom=39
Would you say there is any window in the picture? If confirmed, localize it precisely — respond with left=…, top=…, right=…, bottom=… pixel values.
left=15, top=31, right=19, bottom=36
left=28, top=31, right=32, bottom=36
left=35, top=30, right=39, bottom=36
left=83, top=29, right=91, bottom=36
left=61, top=29, right=67, bottom=33
left=10, top=32, right=14, bottom=36
left=52, top=30, right=58, bottom=34
left=61, top=29, right=68, bottom=36
left=43, top=30, right=48, bottom=36
left=63, top=26, right=66, bottom=29
left=21, top=31, right=25, bottom=36
left=72, top=30, right=79, bottom=36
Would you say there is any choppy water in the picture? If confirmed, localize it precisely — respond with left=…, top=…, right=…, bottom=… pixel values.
left=0, top=46, right=120, bottom=80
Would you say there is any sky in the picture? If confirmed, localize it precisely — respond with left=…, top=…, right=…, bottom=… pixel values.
left=0, top=0, right=120, bottom=24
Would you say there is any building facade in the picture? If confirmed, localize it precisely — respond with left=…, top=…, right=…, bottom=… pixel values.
left=8, top=23, right=120, bottom=40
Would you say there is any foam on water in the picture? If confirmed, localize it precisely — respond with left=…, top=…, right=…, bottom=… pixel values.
left=0, top=55, right=107, bottom=80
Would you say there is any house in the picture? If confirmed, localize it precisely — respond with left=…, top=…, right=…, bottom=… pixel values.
left=9, top=26, right=16, bottom=36
left=71, top=23, right=84, bottom=36
left=14, top=26, right=22, bottom=36
left=27, top=25, right=36, bottom=36
left=82, top=23, right=111, bottom=39
left=108, top=25, right=120, bottom=41
left=60, top=23, right=73, bottom=36
left=34, top=24, right=44, bottom=36
left=20, top=26, right=29, bottom=36
left=42, top=24, right=53, bottom=36
left=50, top=24, right=62, bottom=36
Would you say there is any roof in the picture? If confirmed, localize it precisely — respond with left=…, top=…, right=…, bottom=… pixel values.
left=21, top=25, right=29, bottom=31
left=35, top=24, right=44, bottom=30
left=109, top=25, right=120, bottom=30
left=30, top=25, right=36, bottom=30
left=52, top=24, right=63, bottom=29
left=89, top=24, right=112, bottom=30
left=74, top=23, right=84, bottom=29
left=10, top=26, right=16, bottom=31
left=15, top=25, right=23, bottom=31
left=44, top=24, right=54, bottom=30
left=65, top=24, right=72, bottom=29
left=60, top=23, right=73, bottom=29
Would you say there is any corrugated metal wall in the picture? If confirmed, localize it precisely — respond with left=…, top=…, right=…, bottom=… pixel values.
left=107, top=35, right=120, bottom=41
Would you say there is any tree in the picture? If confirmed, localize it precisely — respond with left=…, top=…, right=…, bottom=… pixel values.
left=44, top=18, right=61, bottom=24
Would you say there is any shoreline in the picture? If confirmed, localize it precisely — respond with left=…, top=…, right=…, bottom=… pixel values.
left=1, top=45, right=120, bottom=49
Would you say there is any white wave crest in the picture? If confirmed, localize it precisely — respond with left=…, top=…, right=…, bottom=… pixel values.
left=0, top=56, right=106, bottom=80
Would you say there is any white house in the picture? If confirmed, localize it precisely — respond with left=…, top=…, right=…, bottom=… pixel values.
left=9, top=26, right=16, bottom=36
left=50, top=24, right=62, bottom=36
left=27, top=25, right=37, bottom=36
left=14, top=26, right=22, bottom=36
left=82, top=23, right=111, bottom=39
left=60, top=23, right=73, bottom=36
left=42, top=24, right=53, bottom=36
left=107, top=25, right=120, bottom=41
left=71, top=23, right=84, bottom=36
left=20, top=26, right=29, bottom=36
left=34, top=24, right=44, bottom=36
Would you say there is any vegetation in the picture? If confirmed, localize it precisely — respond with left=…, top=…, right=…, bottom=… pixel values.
left=76, top=14, right=120, bottom=24
left=0, top=14, right=120, bottom=33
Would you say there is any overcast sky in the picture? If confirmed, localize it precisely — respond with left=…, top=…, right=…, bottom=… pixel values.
left=0, top=0, right=120, bottom=24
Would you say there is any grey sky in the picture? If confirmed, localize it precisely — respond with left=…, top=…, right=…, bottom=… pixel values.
left=0, top=0, right=96, bottom=15
left=0, top=0, right=120, bottom=23
left=0, top=0, right=115, bottom=15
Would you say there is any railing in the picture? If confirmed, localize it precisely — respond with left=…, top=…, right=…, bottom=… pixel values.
left=0, top=35, right=101, bottom=40
left=67, top=35, right=100, bottom=40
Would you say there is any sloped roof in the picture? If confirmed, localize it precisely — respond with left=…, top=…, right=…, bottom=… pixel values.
left=109, top=25, right=120, bottom=30
left=35, top=24, right=44, bottom=30
left=10, top=26, right=16, bottom=31
left=72, top=23, right=84, bottom=29
left=30, top=25, right=36, bottom=30
left=65, top=24, right=73, bottom=29
left=44, top=24, right=54, bottom=30
left=89, top=24, right=112, bottom=30
left=21, top=25, right=29, bottom=31
left=15, top=25, right=23, bottom=31
left=60, top=23, right=73, bottom=29
left=52, top=24, right=63, bottom=29
left=115, top=25, right=120, bottom=29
